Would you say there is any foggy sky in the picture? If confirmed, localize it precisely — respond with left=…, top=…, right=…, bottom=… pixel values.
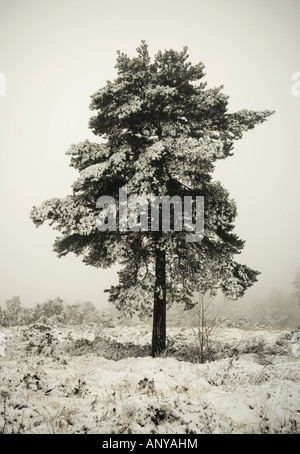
left=0, top=0, right=299, bottom=308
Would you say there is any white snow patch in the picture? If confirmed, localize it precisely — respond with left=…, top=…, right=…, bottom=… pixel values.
left=0, top=324, right=299, bottom=434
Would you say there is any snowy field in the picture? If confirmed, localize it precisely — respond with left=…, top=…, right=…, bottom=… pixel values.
left=0, top=322, right=299, bottom=434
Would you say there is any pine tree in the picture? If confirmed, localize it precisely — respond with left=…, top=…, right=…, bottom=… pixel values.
left=30, top=42, right=274, bottom=356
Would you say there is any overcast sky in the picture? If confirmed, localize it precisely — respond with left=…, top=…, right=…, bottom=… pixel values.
left=0, top=0, right=299, bottom=309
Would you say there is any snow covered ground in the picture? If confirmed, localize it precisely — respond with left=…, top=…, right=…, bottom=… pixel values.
left=0, top=322, right=299, bottom=434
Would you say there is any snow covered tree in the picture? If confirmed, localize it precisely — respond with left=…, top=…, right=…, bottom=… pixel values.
left=4, top=296, right=22, bottom=326
left=30, top=42, right=274, bottom=356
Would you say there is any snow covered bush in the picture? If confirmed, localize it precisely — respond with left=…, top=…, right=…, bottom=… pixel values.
left=291, top=331, right=300, bottom=357
left=192, top=295, right=217, bottom=363
left=0, top=333, right=6, bottom=356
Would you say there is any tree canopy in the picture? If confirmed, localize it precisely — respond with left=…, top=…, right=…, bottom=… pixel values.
left=31, top=42, right=274, bottom=354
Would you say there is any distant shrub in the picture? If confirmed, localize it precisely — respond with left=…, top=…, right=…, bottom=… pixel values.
left=64, top=301, right=99, bottom=325
left=0, top=297, right=114, bottom=328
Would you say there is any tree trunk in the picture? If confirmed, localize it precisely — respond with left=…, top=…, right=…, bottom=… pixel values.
left=151, top=233, right=166, bottom=357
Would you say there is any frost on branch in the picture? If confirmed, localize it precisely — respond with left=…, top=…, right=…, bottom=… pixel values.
left=66, top=140, right=109, bottom=171
left=30, top=196, right=97, bottom=236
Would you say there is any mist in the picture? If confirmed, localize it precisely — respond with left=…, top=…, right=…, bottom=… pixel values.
left=0, top=0, right=299, bottom=313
